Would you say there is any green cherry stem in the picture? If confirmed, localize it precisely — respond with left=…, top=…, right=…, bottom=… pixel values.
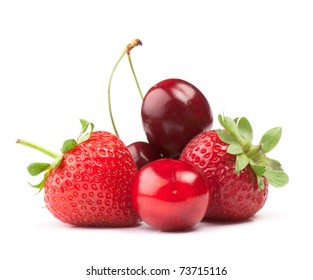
left=16, top=139, right=60, bottom=159
left=127, top=52, right=143, bottom=100
left=107, top=39, right=142, bottom=137
left=107, top=50, right=124, bottom=137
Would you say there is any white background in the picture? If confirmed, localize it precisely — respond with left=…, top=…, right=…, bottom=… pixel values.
left=1, top=0, right=312, bottom=279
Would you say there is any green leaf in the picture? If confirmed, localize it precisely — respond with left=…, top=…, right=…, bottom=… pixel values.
left=28, top=179, right=44, bottom=189
left=27, top=170, right=50, bottom=192
left=79, top=119, right=90, bottom=135
left=260, top=127, right=282, bottom=153
left=218, top=114, right=226, bottom=126
left=263, top=169, right=289, bottom=187
left=217, top=114, right=288, bottom=188
left=60, top=120, right=94, bottom=154
left=27, top=162, right=51, bottom=176
left=227, top=144, right=243, bottom=155
left=238, top=117, right=253, bottom=143
left=61, top=139, right=77, bottom=154
left=51, top=155, right=63, bottom=169
left=251, top=165, right=267, bottom=177
left=218, top=114, right=249, bottom=148
left=218, top=114, right=237, bottom=135
left=224, top=116, right=239, bottom=135
left=266, top=158, right=283, bottom=171
left=217, top=130, right=238, bottom=145
left=257, top=176, right=265, bottom=190
left=76, top=120, right=95, bottom=144
left=235, top=153, right=249, bottom=174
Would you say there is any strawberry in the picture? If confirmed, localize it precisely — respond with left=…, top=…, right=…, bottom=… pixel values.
left=17, top=120, right=140, bottom=227
left=180, top=114, right=289, bottom=221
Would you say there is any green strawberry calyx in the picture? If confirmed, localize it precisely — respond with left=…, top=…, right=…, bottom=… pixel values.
left=16, top=119, right=94, bottom=192
left=217, top=114, right=289, bottom=189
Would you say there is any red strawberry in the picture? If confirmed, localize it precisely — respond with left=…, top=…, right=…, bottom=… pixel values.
left=180, top=114, right=289, bottom=221
left=17, top=120, right=140, bottom=227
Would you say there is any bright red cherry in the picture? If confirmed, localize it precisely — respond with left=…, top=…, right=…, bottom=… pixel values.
left=127, top=141, right=162, bottom=169
left=131, top=158, right=210, bottom=231
left=141, top=79, right=213, bottom=158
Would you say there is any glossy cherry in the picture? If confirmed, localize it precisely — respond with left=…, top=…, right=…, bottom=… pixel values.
left=127, top=141, right=162, bottom=169
left=141, top=78, right=213, bottom=158
left=131, top=158, right=210, bottom=231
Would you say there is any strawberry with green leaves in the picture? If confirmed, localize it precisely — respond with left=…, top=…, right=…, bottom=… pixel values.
left=180, top=114, right=289, bottom=221
left=17, top=120, right=140, bottom=227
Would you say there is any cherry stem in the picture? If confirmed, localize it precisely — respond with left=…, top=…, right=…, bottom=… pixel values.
left=127, top=53, right=143, bottom=99
left=107, top=39, right=143, bottom=137
left=107, top=50, right=125, bottom=137
left=16, top=139, right=60, bottom=159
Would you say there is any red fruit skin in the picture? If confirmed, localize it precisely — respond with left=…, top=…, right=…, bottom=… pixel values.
left=127, top=141, right=162, bottom=169
left=44, top=131, right=140, bottom=227
left=141, top=79, right=213, bottom=158
left=180, top=130, right=268, bottom=221
left=131, top=158, right=210, bottom=231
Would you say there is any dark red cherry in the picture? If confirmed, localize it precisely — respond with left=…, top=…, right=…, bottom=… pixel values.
left=127, top=141, right=162, bottom=169
left=141, top=78, right=213, bottom=158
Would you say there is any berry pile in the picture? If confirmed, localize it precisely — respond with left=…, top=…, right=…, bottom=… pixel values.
left=17, top=39, right=288, bottom=231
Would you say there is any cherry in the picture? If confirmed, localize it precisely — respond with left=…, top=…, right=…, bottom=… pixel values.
left=127, top=141, right=162, bottom=169
left=141, top=78, right=213, bottom=158
left=131, top=158, right=210, bottom=231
